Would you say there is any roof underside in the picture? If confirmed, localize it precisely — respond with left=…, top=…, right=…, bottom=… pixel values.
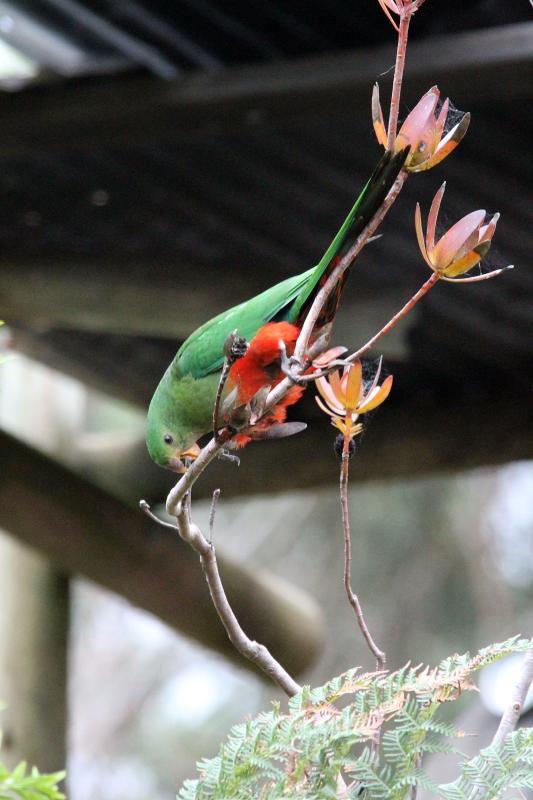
left=2, top=0, right=529, bottom=80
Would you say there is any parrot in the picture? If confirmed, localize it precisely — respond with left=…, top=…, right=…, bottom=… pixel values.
left=146, top=147, right=408, bottom=472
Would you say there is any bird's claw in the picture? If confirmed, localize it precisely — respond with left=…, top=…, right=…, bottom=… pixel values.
left=278, top=339, right=306, bottom=384
left=223, top=330, right=248, bottom=362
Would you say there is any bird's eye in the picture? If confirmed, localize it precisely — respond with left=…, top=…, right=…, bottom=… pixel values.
left=163, top=434, right=173, bottom=445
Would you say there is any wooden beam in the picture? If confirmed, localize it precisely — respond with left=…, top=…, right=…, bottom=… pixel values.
left=0, top=23, right=530, bottom=156
left=3, top=264, right=408, bottom=349
left=0, top=428, right=323, bottom=677
left=0, top=258, right=249, bottom=339
left=15, top=362, right=528, bottom=503
left=89, top=385, right=533, bottom=502
left=7, top=329, right=532, bottom=498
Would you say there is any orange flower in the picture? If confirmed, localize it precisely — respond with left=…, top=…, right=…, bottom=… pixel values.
left=415, top=182, right=509, bottom=282
left=315, top=359, right=393, bottom=438
left=373, top=85, right=470, bottom=172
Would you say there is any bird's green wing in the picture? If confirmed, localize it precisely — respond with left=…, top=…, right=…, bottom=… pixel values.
left=174, top=268, right=315, bottom=379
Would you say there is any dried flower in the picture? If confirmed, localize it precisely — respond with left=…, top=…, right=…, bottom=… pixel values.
left=312, top=346, right=347, bottom=369
left=315, top=358, right=393, bottom=438
left=415, top=182, right=510, bottom=282
left=373, top=84, right=470, bottom=172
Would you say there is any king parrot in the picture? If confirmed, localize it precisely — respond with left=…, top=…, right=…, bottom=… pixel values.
left=146, top=148, right=407, bottom=471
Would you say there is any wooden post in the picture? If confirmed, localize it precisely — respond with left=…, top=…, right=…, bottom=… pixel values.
left=0, top=532, right=68, bottom=773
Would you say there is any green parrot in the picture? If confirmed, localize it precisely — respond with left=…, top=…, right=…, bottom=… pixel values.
left=146, top=148, right=407, bottom=471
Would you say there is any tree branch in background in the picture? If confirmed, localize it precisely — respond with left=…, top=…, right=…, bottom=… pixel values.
left=140, top=499, right=301, bottom=697
left=492, top=643, right=533, bottom=747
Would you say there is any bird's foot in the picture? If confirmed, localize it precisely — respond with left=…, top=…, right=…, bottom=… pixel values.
left=223, top=330, right=248, bottom=363
left=278, top=339, right=306, bottom=384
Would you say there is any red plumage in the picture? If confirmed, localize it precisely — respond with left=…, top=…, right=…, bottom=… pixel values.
left=226, top=322, right=305, bottom=447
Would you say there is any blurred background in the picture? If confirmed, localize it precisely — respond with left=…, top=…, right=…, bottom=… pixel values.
left=0, top=1, right=531, bottom=798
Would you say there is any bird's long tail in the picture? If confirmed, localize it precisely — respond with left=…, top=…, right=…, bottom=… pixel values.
left=291, top=146, right=409, bottom=329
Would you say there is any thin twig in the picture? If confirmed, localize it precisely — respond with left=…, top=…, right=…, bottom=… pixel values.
left=172, top=497, right=301, bottom=697
left=339, top=433, right=386, bottom=762
left=346, top=271, right=440, bottom=363
left=292, top=170, right=407, bottom=368
left=213, top=329, right=247, bottom=440
left=492, top=644, right=533, bottom=748
left=166, top=429, right=233, bottom=515
left=139, top=499, right=178, bottom=531
left=142, top=499, right=300, bottom=695
left=209, top=488, right=221, bottom=542
left=213, top=362, right=231, bottom=441
left=339, top=438, right=386, bottom=672
left=279, top=270, right=440, bottom=385
left=387, top=10, right=411, bottom=150
left=280, top=358, right=349, bottom=384
left=265, top=171, right=407, bottom=403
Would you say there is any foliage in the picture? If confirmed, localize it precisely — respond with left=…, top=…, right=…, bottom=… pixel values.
left=439, top=728, right=533, bottom=799
left=178, top=637, right=533, bottom=800
left=0, top=715, right=65, bottom=800
left=0, top=761, right=65, bottom=800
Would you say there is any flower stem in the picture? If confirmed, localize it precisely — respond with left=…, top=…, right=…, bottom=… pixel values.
left=387, top=10, right=411, bottom=150
left=292, top=170, right=407, bottom=367
left=339, top=435, right=386, bottom=672
left=348, top=270, right=440, bottom=363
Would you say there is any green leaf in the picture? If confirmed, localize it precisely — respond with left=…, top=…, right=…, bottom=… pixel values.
left=176, top=639, right=533, bottom=800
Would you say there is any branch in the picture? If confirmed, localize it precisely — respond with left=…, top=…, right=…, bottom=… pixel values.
left=144, top=498, right=301, bottom=696
left=338, top=434, right=385, bottom=762
left=261, top=167, right=408, bottom=420
left=292, top=169, right=407, bottom=367
left=387, top=11, right=411, bottom=149
left=213, top=329, right=248, bottom=441
left=166, top=431, right=232, bottom=515
left=213, top=361, right=231, bottom=441
left=491, top=643, right=533, bottom=748
left=339, top=438, right=385, bottom=672
left=293, top=0, right=418, bottom=366
left=346, top=271, right=440, bottom=363
left=279, top=271, right=440, bottom=385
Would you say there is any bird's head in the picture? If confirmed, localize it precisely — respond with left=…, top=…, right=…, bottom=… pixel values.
left=146, top=422, right=200, bottom=472
left=146, top=375, right=201, bottom=472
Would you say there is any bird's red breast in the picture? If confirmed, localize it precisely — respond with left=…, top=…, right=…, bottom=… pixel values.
left=227, top=321, right=305, bottom=447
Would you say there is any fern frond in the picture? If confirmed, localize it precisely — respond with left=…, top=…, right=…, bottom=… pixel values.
left=437, top=728, right=533, bottom=799
left=177, top=639, right=533, bottom=800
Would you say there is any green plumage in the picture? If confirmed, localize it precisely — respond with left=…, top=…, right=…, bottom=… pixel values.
left=147, top=148, right=407, bottom=468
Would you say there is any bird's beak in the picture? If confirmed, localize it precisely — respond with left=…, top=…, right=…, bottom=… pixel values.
left=168, top=443, right=201, bottom=473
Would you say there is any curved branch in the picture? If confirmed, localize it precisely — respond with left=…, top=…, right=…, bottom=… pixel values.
left=339, top=446, right=386, bottom=672
left=174, top=499, right=301, bottom=696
